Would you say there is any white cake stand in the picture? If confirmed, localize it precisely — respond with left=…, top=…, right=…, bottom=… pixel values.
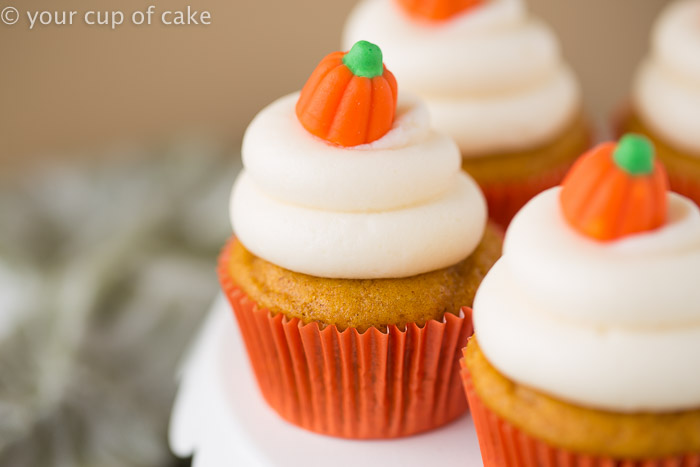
left=169, top=294, right=484, bottom=467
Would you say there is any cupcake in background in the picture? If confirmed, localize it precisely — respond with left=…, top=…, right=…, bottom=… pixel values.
left=462, top=134, right=700, bottom=465
left=220, top=40, right=502, bottom=439
left=343, top=0, right=590, bottom=228
left=618, top=0, right=700, bottom=206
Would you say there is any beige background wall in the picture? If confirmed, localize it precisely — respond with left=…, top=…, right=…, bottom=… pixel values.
left=0, top=0, right=670, bottom=169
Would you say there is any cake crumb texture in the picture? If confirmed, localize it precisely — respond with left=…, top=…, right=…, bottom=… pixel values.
left=228, top=225, right=502, bottom=333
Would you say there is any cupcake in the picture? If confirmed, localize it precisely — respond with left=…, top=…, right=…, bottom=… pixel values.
left=219, top=40, right=502, bottom=439
left=343, top=0, right=590, bottom=228
left=617, top=0, right=700, bottom=206
left=462, top=134, right=700, bottom=465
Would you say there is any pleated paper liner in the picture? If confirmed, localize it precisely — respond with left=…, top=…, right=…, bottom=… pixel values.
left=218, top=239, right=474, bottom=439
left=460, top=347, right=700, bottom=467
left=480, top=164, right=572, bottom=229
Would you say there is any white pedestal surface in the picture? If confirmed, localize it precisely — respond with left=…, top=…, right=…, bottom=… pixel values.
left=169, top=295, right=484, bottom=467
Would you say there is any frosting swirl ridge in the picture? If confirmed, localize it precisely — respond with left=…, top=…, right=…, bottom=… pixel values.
left=232, top=93, right=487, bottom=279
left=243, top=93, right=460, bottom=212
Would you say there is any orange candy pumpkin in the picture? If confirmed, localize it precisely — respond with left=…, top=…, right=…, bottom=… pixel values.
left=296, top=41, right=398, bottom=147
left=560, top=134, right=669, bottom=242
left=396, top=0, right=484, bottom=21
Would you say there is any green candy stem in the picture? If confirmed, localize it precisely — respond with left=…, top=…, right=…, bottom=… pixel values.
left=343, top=40, right=384, bottom=78
left=613, top=134, right=655, bottom=176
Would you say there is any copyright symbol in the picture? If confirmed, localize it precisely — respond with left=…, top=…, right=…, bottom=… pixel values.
left=1, top=6, right=19, bottom=25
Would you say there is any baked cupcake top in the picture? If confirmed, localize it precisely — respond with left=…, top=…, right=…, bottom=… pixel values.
left=473, top=135, right=700, bottom=412
left=343, top=0, right=581, bottom=157
left=634, top=0, right=700, bottom=156
left=231, top=41, right=487, bottom=279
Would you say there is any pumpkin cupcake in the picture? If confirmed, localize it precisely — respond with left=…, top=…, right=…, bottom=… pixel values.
left=343, top=0, right=590, bottom=228
left=220, top=40, right=502, bottom=439
left=462, top=134, right=700, bottom=465
left=617, top=0, right=700, bottom=206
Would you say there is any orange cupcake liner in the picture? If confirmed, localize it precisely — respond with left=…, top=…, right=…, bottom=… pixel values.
left=218, top=239, right=474, bottom=439
left=481, top=164, right=572, bottom=229
left=460, top=346, right=700, bottom=467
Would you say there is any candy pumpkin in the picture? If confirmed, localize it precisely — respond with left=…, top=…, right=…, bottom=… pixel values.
left=396, top=0, right=484, bottom=21
left=560, top=134, right=669, bottom=241
left=296, top=40, right=398, bottom=147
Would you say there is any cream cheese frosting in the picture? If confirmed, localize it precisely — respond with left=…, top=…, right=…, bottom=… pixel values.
left=634, top=0, right=700, bottom=156
left=473, top=187, right=700, bottom=412
left=243, top=93, right=458, bottom=212
left=231, top=92, right=487, bottom=279
left=343, top=0, right=581, bottom=156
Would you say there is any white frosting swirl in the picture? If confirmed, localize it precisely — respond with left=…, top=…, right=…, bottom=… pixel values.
left=634, top=0, right=700, bottom=156
left=343, top=0, right=581, bottom=156
left=231, top=93, right=487, bottom=279
left=474, top=187, right=700, bottom=412
left=243, top=93, right=460, bottom=212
